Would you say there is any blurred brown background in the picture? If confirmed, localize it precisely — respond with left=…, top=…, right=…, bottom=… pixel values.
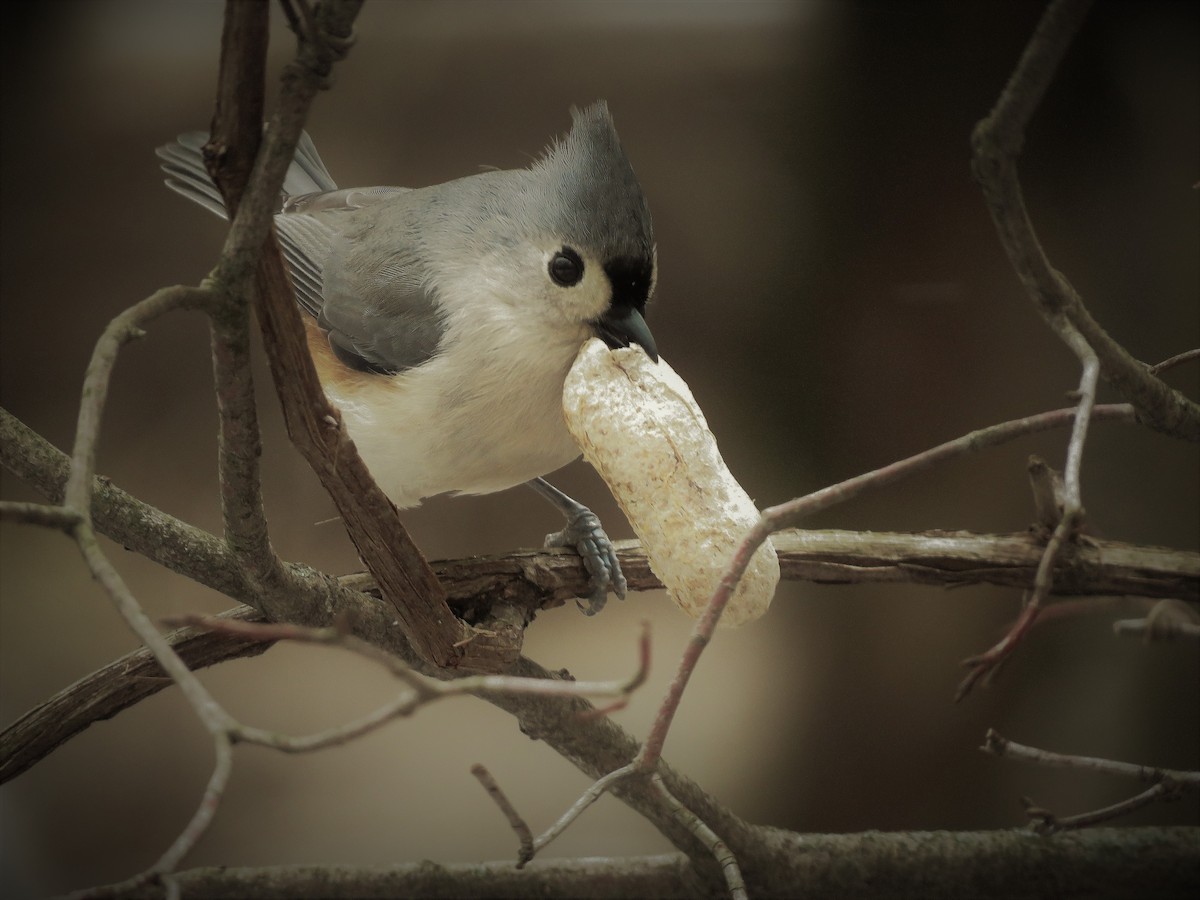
left=1, top=0, right=1197, bottom=895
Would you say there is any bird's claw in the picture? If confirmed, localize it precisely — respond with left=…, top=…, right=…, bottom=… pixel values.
left=544, top=509, right=627, bottom=615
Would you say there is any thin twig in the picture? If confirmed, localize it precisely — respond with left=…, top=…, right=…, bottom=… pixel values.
left=957, top=337, right=1100, bottom=700
left=167, top=613, right=651, bottom=755
left=54, top=6, right=365, bottom=895
left=78, top=830, right=1200, bottom=900
left=1021, top=781, right=1186, bottom=834
left=971, top=0, right=1200, bottom=441
left=470, top=764, right=535, bottom=865
left=1020, top=595, right=1141, bottom=629
left=633, top=402, right=1139, bottom=773
left=0, top=500, right=82, bottom=531
left=154, top=733, right=236, bottom=873
left=634, top=519, right=768, bottom=772
left=63, top=292, right=230, bottom=734
left=63, top=285, right=209, bottom=521
left=649, top=773, right=747, bottom=900
left=58, top=523, right=236, bottom=897
left=528, top=764, right=639, bottom=862
left=1148, top=348, right=1200, bottom=375
left=235, top=694, right=429, bottom=753
left=71, top=498, right=230, bottom=734
left=983, top=729, right=1200, bottom=785
left=983, top=729, right=1199, bottom=832
left=172, top=612, right=651, bottom=703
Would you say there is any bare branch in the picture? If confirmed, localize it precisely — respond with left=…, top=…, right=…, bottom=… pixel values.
left=1021, top=782, right=1187, bottom=834
left=209, top=0, right=516, bottom=673
left=528, top=764, right=639, bottom=864
left=66, top=734, right=235, bottom=900
left=983, top=730, right=1200, bottom=786
left=983, top=729, right=1200, bottom=832
left=396, top=527, right=1200, bottom=610
left=63, top=517, right=236, bottom=892
left=12, top=505, right=1188, bottom=779
left=156, top=732, right=236, bottom=874
left=63, top=285, right=209, bottom=522
left=162, top=613, right=650, bottom=754
left=108, top=830, right=1200, bottom=899
left=631, top=402, right=1148, bottom=773
left=649, top=773, right=746, bottom=900
left=0, top=500, right=81, bottom=531
left=470, top=764, right=535, bottom=866
left=0, top=606, right=269, bottom=785
left=957, top=343, right=1099, bottom=700
left=971, top=0, right=1200, bottom=440
left=1148, top=348, right=1200, bottom=376
left=764, top=404, right=1136, bottom=534
left=3, top=442, right=1196, bottom=787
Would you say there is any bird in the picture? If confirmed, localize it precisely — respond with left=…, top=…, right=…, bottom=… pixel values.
left=156, top=102, right=658, bottom=614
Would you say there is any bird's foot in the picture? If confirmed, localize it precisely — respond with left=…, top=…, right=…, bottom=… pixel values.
left=526, top=477, right=627, bottom=615
left=544, top=507, right=627, bottom=615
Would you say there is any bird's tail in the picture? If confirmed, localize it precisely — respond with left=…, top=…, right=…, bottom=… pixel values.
left=155, top=131, right=338, bottom=218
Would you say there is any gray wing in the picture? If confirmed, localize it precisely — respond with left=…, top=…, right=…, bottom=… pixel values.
left=158, top=131, right=447, bottom=375
left=276, top=196, right=447, bottom=377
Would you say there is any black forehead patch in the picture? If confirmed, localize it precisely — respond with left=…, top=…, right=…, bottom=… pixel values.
left=604, top=256, right=655, bottom=312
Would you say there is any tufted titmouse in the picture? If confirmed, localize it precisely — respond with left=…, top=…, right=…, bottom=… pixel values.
left=157, top=102, right=657, bottom=613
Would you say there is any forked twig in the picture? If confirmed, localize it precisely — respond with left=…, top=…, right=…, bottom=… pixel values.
left=984, top=730, right=1199, bottom=833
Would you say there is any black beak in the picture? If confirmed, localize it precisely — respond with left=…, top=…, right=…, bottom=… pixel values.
left=593, top=307, right=658, bottom=363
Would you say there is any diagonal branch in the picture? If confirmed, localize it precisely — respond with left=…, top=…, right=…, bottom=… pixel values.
left=984, top=729, right=1200, bottom=833
left=62, top=286, right=210, bottom=522
left=5, top=397, right=1196, bottom=787
left=628, top=401, right=1152, bottom=774
left=957, top=334, right=1100, bottom=700
left=106, top=829, right=1200, bottom=900
left=201, top=0, right=288, bottom=594
left=970, top=0, right=1200, bottom=441
left=195, top=0, right=518, bottom=673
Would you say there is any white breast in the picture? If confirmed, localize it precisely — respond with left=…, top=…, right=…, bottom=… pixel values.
left=324, top=310, right=590, bottom=509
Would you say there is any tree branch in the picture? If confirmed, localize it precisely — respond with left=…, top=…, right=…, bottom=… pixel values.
left=203, top=0, right=289, bottom=595
left=971, top=0, right=1200, bottom=441
left=161, top=613, right=650, bottom=755
left=983, top=730, right=1200, bottom=786
left=957, top=338, right=1100, bottom=699
left=199, top=0, right=518, bottom=673
left=62, top=286, right=210, bottom=522
left=109, top=830, right=1200, bottom=900
left=984, top=730, right=1200, bottom=833
left=621, top=402, right=1156, bottom=775
left=7, top=523, right=1194, bottom=786
left=0, top=404, right=426, bottom=664
left=4, top=386, right=1197, bottom=788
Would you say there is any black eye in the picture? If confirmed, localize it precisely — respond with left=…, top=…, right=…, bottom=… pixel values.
left=549, top=248, right=584, bottom=287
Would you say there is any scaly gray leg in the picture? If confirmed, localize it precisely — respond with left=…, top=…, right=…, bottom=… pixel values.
left=526, top=477, right=627, bottom=615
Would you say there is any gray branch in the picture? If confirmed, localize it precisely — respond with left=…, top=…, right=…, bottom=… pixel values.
left=113, top=830, right=1200, bottom=900
left=2, top=401, right=1196, bottom=786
